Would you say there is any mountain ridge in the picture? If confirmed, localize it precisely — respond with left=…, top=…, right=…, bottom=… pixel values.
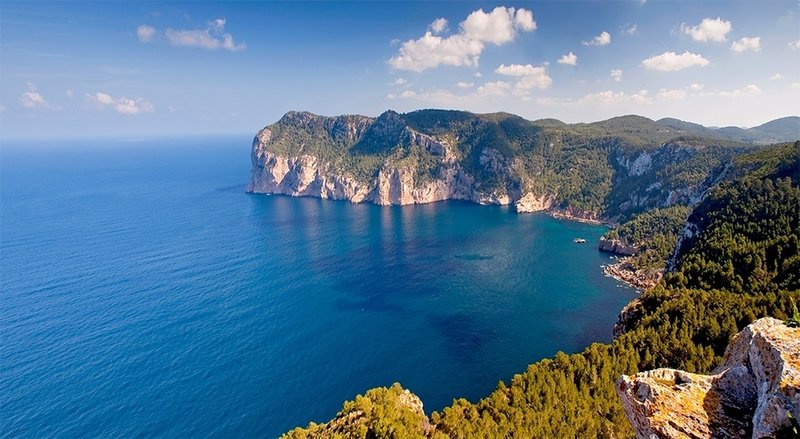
left=247, top=109, right=798, bottom=221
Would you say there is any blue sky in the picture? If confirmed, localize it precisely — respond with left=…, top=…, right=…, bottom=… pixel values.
left=1, top=1, right=798, bottom=139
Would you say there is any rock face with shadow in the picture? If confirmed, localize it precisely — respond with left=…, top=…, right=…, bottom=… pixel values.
left=617, top=317, right=799, bottom=439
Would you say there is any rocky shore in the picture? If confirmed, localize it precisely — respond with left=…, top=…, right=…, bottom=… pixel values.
left=603, top=257, right=662, bottom=291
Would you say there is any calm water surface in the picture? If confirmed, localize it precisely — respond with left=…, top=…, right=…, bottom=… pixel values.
left=0, top=136, right=635, bottom=438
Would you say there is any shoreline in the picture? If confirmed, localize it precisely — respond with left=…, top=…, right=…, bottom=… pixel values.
left=602, top=257, right=662, bottom=291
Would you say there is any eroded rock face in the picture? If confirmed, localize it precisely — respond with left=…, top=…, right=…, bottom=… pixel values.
left=617, top=317, right=800, bottom=439
left=515, top=192, right=556, bottom=213
left=599, top=237, right=639, bottom=256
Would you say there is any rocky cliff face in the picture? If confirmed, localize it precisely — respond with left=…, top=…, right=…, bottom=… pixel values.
left=247, top=110, right=559, bottom=210
left=248, top=110, right=764, bottom=220
left=599, top=237, right=639, bottom=256
left=617, top=317, right=800, bottom=439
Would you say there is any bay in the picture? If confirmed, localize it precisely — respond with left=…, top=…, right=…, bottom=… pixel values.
left=0, top=136, right=635, bottom=438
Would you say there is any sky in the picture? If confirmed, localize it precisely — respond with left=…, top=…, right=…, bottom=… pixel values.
left=1, top=1, right=799, bottom=139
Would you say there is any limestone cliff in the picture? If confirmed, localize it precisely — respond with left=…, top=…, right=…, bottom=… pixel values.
left=248, top=110, right=764, bottom=219
left=617, top=317, right=800, bottom=439
left=598, top=237, right=639, bottom=256
left=247, top=110, right=555, bottom=209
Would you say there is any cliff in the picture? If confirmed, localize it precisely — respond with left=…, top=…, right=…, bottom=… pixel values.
left=617, top=317, right=800, bottom=439
left=247, top=110, right=770, bottom=220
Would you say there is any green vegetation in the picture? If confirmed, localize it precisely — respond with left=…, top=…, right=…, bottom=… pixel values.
left=606, top=205, right=690, bottom=270
left=258, top=110, right=781, bottom=217
left=283, top=141, right=800, bottom=438
left=284, top=384, right=429, bottom=439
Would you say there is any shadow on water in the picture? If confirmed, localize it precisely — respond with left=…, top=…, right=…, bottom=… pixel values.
left=429, top=313, right=498, bottom=363
left=216, top=184, right=247, bottom=194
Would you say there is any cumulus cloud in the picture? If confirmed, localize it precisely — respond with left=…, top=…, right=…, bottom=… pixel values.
left=388, top=6, right=536, bottom=71
left=456, top=81, right=474, bottom=88
left=681, top=17, right=731, bottom=42
left=690, top=83, right=705, bottom=90
left=20, top=82, right=49, bottom=108
left=610, top=69, right=623, bottom=82
left=475, top=81, right=512, bottom=96
left=557, top=52, right=577, bottom=66
left=87, top=92, right=155, bottom=114
left=474, top=72, right=482, bottom=78
left=429, top=18, right=448, bottom=34
left=770, top=73, right=783, bottom=80
left=579, top=89, right=650, bottom=104
left=719, top=84, right=762, bottom=98
left=137, top=24, right=156, bottom=43
left=731, top=36, right=761, bottom=52
left=641, top=51, right=710, bottom=71
left=790, top=40, right=800, bottom=50
left=656, top=88, right=687, bottom=100
left=583, top=31, right=611, bottom=46
left=495, top=63, right=552, bottom=96
left=66, top=89, right=75, bottom=98
left=391, top=78, right=409, bottom=86
left=163, top=18, right=245, bottom=51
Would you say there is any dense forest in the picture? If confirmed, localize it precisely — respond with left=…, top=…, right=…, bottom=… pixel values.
left=283, top=141, right=800, bottom=438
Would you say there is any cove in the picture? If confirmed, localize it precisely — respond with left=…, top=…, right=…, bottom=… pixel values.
left=0, top=137, right=636, bottom=438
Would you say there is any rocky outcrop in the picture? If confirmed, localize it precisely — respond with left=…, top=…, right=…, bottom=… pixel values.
left=603, top=259, right=663, bottom=291
left=599, top=238, right=639, bottom=256
left=514, top=192, right=556, bottom=213
left=282, top=383, right=431, bottom=438
left=617, top=317, right=800, bottom=439
left=247, top=111, right=567, bottom=211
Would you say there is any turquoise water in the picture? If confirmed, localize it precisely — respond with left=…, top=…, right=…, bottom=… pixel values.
left=0, top=136, right=635, bottom=438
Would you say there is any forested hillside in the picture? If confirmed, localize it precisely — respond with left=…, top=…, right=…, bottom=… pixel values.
left=251, top=110, right=799, bottom=220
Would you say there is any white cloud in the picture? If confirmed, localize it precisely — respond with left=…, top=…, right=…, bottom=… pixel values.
left=641, top=51, right=710, bottom=71
left=583, top=31, right=611, bottom=46
left=429, top=18, right=448, bottom=34
left=731, top=36, right=761, bottom=53
left=474, top=72, right=482, bottom=78
left=456, top=81, right=474, bottom=88
left=87, top=92, right=155, bottom=114
left=391, top=78, right=409, bottom=86
left=476, top=80, right=512, bottom=96
left=20, top=82, right=48, bottom=108
left=792, top=82, right=800, bottom=91
left=690, top=83, right=705, bottom=90
left=65, top=89, right=74, bottom=98
left=557, top=52, right=577, bottom=66
left=623, top=24, right=638, bottom=35
left=681, top=17, right=731, bottom=42
left=137, top=24, right=156, bottom=43
left=719, top=84, right=761, bottom=98
left=579, top=89, right=650, bottom=104
left=610, top=69, right=623, bottom=82
left=513, top=9, right=536, bottom=31
left=788, top=40, right=800, bottom=50
left=164, top=18, right=245, bottom=51
left=770, top=73, right=783, bottom=80
left=388, top=6, right=536, bottom=71
left=495, top=64, right=552, bottom=96
left=656, top=88, right=687, bottom=100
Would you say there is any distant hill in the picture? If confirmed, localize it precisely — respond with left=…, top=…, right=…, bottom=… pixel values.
left=248, top=109, right=798, bottom=221
left=657, top=115, right=800, bottom=144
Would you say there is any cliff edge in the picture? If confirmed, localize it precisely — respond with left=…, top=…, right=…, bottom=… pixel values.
left=617, top=317, right=799, bottom=438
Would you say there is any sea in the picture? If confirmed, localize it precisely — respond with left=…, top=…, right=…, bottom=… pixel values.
left=0, top=136, right=636, bottom=438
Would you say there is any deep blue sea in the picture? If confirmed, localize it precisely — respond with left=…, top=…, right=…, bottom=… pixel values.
left=0, top=136, right=635, bottom=438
